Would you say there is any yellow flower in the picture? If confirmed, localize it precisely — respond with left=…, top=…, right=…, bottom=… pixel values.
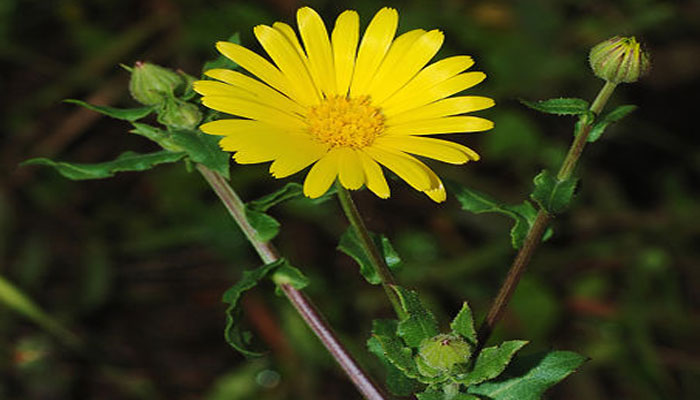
left=195, top=7, right=494, bottom=202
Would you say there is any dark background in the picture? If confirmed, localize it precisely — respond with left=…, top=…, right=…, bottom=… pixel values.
left=2, top=0, right=699, bottom=399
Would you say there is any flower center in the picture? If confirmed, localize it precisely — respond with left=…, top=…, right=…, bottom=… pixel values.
left=307, top=95, right=385, bottom=148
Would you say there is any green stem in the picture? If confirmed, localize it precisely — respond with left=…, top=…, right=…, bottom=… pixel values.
left=196, top=165, right=388, bottom=400
left=477, top=80, right=618, bottom=345
left=336, top=186, right=406, bottom=319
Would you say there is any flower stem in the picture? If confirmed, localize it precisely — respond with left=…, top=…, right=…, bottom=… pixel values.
left=336, top=186, right=406, bottom=319
left=477, top=80, right=618, bottom=345
left=196, top=164, right=388, bottom=400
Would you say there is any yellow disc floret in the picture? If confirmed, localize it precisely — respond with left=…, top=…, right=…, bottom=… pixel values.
left=307, top=95, right=385, bottom=148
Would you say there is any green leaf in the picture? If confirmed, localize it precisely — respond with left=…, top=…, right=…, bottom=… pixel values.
left=130, top=122, right=183, bottom=152
left=467, top=351, right=588, bottom=400
left=417, top=390, right=479, bottom=400
left=22, top=151, right=186, bottom=180
left=588, top=104, right=637, bottom=142
left=222, top=259, right=305, bottom=357
left=449, top=181, right=546, bottom=248
left=169, top=129, right=230, bottom=179
left=337, top=227, right=402, bottom=285
left=520, top=98, right=590, bottom=115
left=203, top=33, right=241, bottom=73
left=456, top=340, right=528, bottom=386
left=64, top=99, right=155, bottom=121
left=530, top=170, right=578, bottom=214
left=450, top=302, right=477, bottom=345
left=244, top=209, right=280, bottom=242
left=369, top=319, right=421, bottom=379
left=368, top=320, right=423, bottom=396
left=247, top=183, right=304, bottom=212
left=392, top=286, right=439, bottom=348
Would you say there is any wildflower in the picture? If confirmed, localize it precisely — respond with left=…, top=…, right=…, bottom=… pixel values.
left=195, top=7, right=494, bottom=201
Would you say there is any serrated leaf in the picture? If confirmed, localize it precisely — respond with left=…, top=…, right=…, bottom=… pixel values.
left=450, top=302, right=477, bottom=345
left=337, top=228, right=402, bottom=285
left=456, top=340, right=528, bottom=386
left=222, top=259, right=304, bottom=357
left=64, top=99, right=155, bottom=121
left=368, top=320, right=423, bottom=396
left=247, top=183, right=304, bottom=212
left=530, top=170, right=578, bottom=214
left=244, top=209, right=280, bottom=242
left=169, top=129, right=230, bottom=178
left=588, top=104, right=637, bottom=142
left=372, top=334, right=420, bottom=379
left=22, top=151, right=185, bottom=180
left=130, top=122, right=183, bottom=152
left=203, top=33, right=241, bottom=73
left=392, top=286, right=439, bottom=348
left=467, top=351, right=588, bottom=400
left=520, top=98, right=590, bottom=115
left=448, top=181, right=548, bottom=248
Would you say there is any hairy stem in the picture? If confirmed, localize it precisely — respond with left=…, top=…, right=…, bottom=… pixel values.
left=336, top=186, right=405, bottom=319
left=477, top=81, right=618, bottom=345
left=197, top=165, right=388, bottom=400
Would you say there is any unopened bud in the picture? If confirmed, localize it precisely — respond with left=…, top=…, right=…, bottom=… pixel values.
left=157, top=97, right=203, bottom=130
left=589, top=36, right=650, bottom=83
left=129, top=61, right=185, bottom=105
left=418, top=334, right=472, bottom=372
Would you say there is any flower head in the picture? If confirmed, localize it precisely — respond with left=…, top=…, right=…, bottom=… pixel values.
left=589, top=36, right=650, bottom=84
left=195, top=7, right=494, bottom=201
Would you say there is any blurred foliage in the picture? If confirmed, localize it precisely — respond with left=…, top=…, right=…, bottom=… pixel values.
left=2, top=0, right=699, bottom=399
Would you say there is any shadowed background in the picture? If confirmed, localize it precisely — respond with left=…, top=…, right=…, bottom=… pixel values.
left=2, top=0, right=699, bottom=399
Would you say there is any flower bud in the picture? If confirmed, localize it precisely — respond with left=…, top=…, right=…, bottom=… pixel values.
left=157, top=97, right=203, bottom=130
left=417, top=334, right=472, bottom=373
left=129, top=61, right=185, bottom=105
left=589, top=36, right=650, bottom=83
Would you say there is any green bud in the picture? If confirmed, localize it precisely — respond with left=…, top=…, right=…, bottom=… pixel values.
left=157, top=97, right=203, bottom=130
left=418, top=334, right=472, bottom=373
left=129, top=61, right=185, bottom=105
left=589, top=36, right=650, bottom=83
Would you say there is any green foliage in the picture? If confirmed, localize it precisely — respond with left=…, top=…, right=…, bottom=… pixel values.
left=63, top=99, right=155, bottom=121
left=338, top=228, right=402, bottom=285
left=520, top=98, right=590, bottom=116
left=222, top=259, right=308, bottom=357
left=588, top=104, right=638, bottom=142
left=450, top=302, right=477, bottom=346
left=449, top=181, right=550, bottom=248
left=393, top=286, right=440, bottom=348
left=467, top=351, right=588, bottom=400
left=530, top=170, right=578, bottom=214
left=247, top=183, right=304, bottom=212
left=168, top=129, right=230, bottom=178
left=22, top=151, right=186, bottom=180
left=455, top=341, right=528, bottom=386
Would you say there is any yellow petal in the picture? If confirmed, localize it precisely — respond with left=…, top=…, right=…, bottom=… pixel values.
left=337, top=148, right=365, bottom=190
left=215, top=41, right=291, bottom=97
left=364, top=146, right=432, bottom=191
left=420, top=165, right=447, bottom=203
left=366, top=29, right=425, bottom=96
left=349, top=7, right=398, bottom=97
left=379, top=55, right=474, bottom=109
left=384, top=116, right=494, bottom=136
left=200, top=119, right=274, bottom=136
left=201, top=96, right=306, bottom=129
left=303, top=149, right=342, bottom=198
left=382, top=72, right=487, bottom=117
left=375, top=136, right=479, bottom=164
left=357, top=150, right=390, bottom=198
left=297, top=7, right=337, bottom=96
left=254, top=25, right=320, bottom=106
left=219, top=129, right=290, bottom=163
left=331, top=10, right=360, bottom=97
left=204, top=69, right=307, bottom=116
left=269, top=139, right=328, bottom=178
left=272, top=22, right=306, bottom=59
left=388, top=96, right=494, bottom=125
left=369, top=29, right=444, bottom=104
